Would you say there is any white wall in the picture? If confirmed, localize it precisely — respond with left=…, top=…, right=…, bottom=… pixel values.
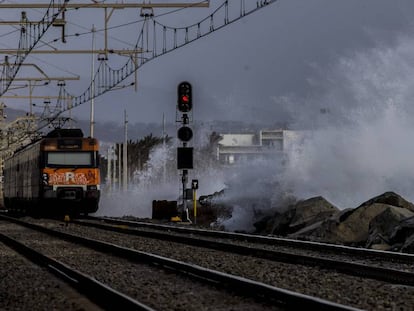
left=219, top=134, right=255, bottom=146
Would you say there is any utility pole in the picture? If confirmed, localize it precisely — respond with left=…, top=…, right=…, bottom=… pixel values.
left=123, top=110, right=128, bottom=192
left=118, top=143, right=121, bottom=191
left=163, top=113, right=166, bottom=184
left=90, top=25, right=96, bottom=138
left=107, top=147, right=112, bottom=192
left=112, top=145, right=116, bottom=190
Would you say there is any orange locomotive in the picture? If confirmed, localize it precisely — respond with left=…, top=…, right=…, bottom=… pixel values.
left=3, top=128, right=100, bottom=215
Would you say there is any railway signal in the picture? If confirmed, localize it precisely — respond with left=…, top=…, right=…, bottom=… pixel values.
left=176, top=81, right=196, bottom=223
left=177, top=81, right=192, bottom=112
left=177, top=81, right=193, bottom=145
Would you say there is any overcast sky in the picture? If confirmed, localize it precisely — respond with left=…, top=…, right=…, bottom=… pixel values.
left=2, top=0, right=414, bottom=127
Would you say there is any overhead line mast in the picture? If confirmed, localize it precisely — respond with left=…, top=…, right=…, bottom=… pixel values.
left=0, top=0, right=69, bottom=96
left=53, top=0, right=276, bottom=114
left=0, top=0, right=278, bottom=127
left=0, top=1, right=209, bottom=86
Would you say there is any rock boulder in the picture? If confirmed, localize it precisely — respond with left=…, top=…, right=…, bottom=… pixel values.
left=289, top=193, right=414, bottom=250
left=366, top=206, right=414, bottom=249
left=256, top=196, right=339, bottom=236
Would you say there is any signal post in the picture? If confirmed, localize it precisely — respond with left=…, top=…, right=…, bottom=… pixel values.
left=176, top=81, right=194, bottom=222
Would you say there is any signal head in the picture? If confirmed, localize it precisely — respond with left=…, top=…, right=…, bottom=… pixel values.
left=177, top=81, right=192, bottom=112
left=177, top=126, right=193, bottom=142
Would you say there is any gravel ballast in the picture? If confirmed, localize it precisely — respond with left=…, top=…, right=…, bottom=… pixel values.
left=1, top=222, right=281, bottom=311
left=49, top=219, right=414, bottom=311
left=0, top=238, right=102, bottom=311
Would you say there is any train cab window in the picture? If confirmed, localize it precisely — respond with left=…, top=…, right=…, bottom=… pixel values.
left=46, top=152, right=96, bottom=167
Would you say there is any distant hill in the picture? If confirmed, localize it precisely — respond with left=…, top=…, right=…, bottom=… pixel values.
left=4, top=107, right=289, bottom=144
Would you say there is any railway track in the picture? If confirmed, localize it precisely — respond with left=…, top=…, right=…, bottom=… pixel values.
left=0, top=239, right=103, bottom=311
left=48, top=216, right=414, bottom=309
left=0, top=214, right=360, bottom=311
left=74, top=216, right=414, bottom=283
left=85, top=216, right=414, bottom=266
left=2, top=214, right=414, bottom=310
left=0, top=231, right=153, bottom=310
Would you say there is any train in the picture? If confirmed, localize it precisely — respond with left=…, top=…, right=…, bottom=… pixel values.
left=3, top=128, right=100, bottom=215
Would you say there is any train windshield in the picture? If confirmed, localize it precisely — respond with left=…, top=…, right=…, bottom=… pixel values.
left=46, top=151, right=96, bottom=167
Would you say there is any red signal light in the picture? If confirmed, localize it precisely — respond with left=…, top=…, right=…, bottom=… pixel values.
left=177, top=81, right=192, bottom=112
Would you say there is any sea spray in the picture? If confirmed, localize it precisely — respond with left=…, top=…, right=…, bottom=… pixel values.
left=99, top=35, right=414, bottom=232
left=281, top=34, right=414, bottom=208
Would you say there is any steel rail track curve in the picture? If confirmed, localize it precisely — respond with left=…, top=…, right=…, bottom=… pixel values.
left=87, top=216, right=414, bottom=263
left=0, top=214, right=361, bottom=311
left=71, top=216, right=414, bottom=286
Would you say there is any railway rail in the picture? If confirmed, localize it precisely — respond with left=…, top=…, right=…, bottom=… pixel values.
left=0, top=214, right=360, bottom=311
left=74, top=216, right=414, bottom=283
left=0, top=239, right=103, bottom=310
left=0, top=231, right=153, bottom=310
left=86, top=215, right=414, bottom=264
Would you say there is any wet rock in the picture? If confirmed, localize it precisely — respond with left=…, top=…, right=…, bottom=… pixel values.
left=401, top=234, right=414, bottom=253
left=366, top=206, right=414, bottom=249
left=256, top=196, right=338, bottom=236
left=266, top=210, right=292, bottom=235
left=356, top=191, right=414, bottom=213
left=289, top=195, right=414, bottom=249
left=292, top=192, right=414, bottom=248
left=288, top=212, right=346, bottom=244
left=287, top=196, right=339, bottom=233
left=250, top=191, right=414, bottom=253
left=327, top=203, right=391, bottom=245
left=390, top=216, right=414, bottom=247
left=291, top=203, right=390, bottom=245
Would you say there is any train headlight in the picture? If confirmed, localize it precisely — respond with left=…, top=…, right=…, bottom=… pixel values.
left=42, top=173, right=49, bottom=185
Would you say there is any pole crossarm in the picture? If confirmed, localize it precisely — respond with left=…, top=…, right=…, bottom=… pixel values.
left=2, top=95, right=72, bottom=99
left=3, top=77, right=79, bottom=82
left=0, top=63, right=79, bottom=80
left=0, top=19, right=65, bottom=25
left=0, top=2, right=210, bottom=9
left=0, top=49, right=143, bottom=55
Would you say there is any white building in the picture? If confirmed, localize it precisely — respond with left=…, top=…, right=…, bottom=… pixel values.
left=216, top=129, right=300, bottom=164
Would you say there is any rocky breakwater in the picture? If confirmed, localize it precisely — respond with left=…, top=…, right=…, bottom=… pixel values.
left=254, top=192, right=414, bottom=253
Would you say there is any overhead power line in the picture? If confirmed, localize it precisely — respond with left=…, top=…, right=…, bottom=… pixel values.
left=47, top=0, right=277, bottom=127
left=0, top=0, right=69, bottom=96
left=0, top=0, right=277, bottom=134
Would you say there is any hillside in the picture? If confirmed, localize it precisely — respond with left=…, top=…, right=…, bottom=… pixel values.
left=4, top=107, right=287, bottom=144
